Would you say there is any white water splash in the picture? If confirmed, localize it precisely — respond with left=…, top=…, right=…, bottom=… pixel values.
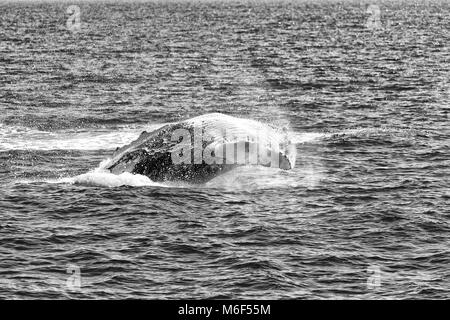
left=68, top=158, right=166, bottom=187
left=204, top=164, right=323, bottom=190
left=15, top=159, right=165, bottom=188
left=70, top=171, right=162, bottom=188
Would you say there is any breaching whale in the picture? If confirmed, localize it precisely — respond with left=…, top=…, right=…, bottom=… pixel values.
left=107, top=113, right=296, bottom=183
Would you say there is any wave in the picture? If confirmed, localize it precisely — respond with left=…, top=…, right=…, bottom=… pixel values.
left=27, top=160, right=166, bottom=188
left=0, top=123, right=165, bottom=152
left=291, top=127, right=418, bottom=144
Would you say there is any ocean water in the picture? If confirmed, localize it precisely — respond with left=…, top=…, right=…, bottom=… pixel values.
left=0, top=0, right=449, bottom=299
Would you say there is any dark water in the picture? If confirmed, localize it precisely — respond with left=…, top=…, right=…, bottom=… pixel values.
left=0, top=0, right=449, bottom=299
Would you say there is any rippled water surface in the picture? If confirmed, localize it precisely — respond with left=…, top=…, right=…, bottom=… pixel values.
left=0, top=0, right=449, bottom=299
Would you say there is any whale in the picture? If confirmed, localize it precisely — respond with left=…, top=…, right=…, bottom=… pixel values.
left=106, top=113, right=296, bottom=183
